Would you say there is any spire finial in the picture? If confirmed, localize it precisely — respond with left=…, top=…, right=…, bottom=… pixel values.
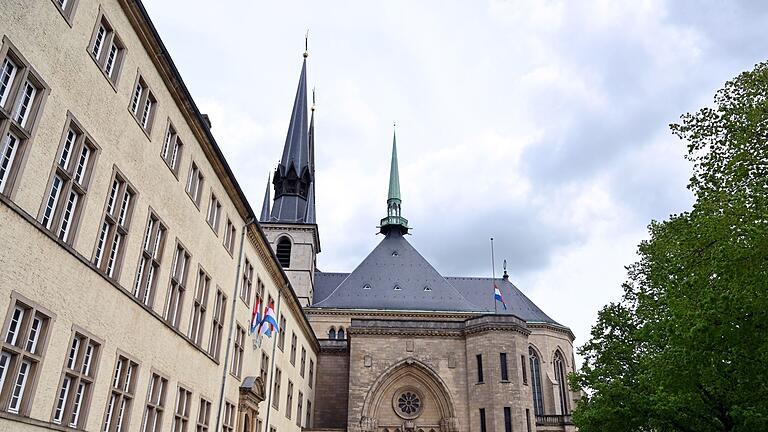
left=311, top=87, right=316, bottom=111
left=303, top=30, right=309, bottom=58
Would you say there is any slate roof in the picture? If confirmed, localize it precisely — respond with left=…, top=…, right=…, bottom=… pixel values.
left=311, top=232, right=560, bottom=325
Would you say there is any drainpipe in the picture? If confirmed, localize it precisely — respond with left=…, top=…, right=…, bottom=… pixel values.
left=215, top=218, right=254, bottom=431
left=263, top=289, right=283, bottom=430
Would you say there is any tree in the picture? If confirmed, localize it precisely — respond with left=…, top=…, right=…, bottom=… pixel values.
left=571, top=61, right=768, bottom=432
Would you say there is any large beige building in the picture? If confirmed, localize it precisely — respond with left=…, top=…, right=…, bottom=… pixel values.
left=0, top=1, right=319, bottom=431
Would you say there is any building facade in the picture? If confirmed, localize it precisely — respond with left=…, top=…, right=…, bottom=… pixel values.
left=0, top=1, right=318, bottom=431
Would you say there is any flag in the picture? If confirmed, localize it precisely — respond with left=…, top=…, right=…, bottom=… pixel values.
left=259, top=301, right=280, bottom=337
left=250, top=297, right=262, bottom=334
left=494, top=283, right=507, bottom=310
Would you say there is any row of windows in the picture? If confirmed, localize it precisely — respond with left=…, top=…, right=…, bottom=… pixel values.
left=475, top=348, right=571, bottom=416
left=0, top=293, right=220, bottom=431
left=477, top=407, right=534, bottom=432
left=327, top=326, right=346, bottom=340
left=269, top=367, right=313, bottom=428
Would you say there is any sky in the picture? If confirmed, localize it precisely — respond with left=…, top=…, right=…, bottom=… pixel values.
left=143, top=0, right=768, bottom=359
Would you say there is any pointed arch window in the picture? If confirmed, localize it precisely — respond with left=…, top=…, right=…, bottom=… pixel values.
left=337, top=327, right=345, bottom=340
left=529, top=347, right=544, bottom=415
left=554, top=351, right=569, bottom=414
left=276, top=237, right=291, bottom=268
left=328, top=327, right=336, bottom=340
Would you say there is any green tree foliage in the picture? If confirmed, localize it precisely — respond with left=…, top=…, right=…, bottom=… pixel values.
left=571, top=62, right=768, bottom=432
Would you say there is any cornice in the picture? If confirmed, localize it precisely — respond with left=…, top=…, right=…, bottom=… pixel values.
left=527, top=322, right=576, bottom=341
left=305, top=309, right=477, bottom=320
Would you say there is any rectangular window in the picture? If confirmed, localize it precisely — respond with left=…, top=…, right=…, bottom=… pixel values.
left=188, top=268, right=210, bottom=346
left=51, top=0, right=79, bottom=24
left=172, top=386, right=192, bottom=432
left=161, top=121, right=183, bottom=174
left=240, top=259, right=253, bottom=304
left=103, top=354, right=138, bottom=432
left=300, top=347, right=306, bottom=377
left=231, top=324, right=245, bottom=378
left=208, top=288, right=226, bottom=359
left=128, top=74, right=156, bottom=133
left=185, top=162, right=204, bottom=206
left=308, top=359, right=314, bottom=389
left=504, top=407, right=512, bottom=432
left=196, top=398, right=211, bottom=432
left=223, top=218, right=235, bottom=254
left=141, top=372, right=167, bottom=432
left=89, top=13, right=125, bottom=85
left=133, top=211, right=167, bottom=307
left=278, top=315, right=286, bottom=351
left=296, top=391, right=303, bottom=427
left=285, top=380, right=293, bottom=419
left=52, top=330, right=101, bottom=428
left=521, top=354, right=528, bottom=385
left=271, top=368, right=281, bottom=410
left=260, top=352, right=269, bottom=384
left=290, top=332, right=297, bottom=365
left=93, top=169, right=136, bottom=279
left=526, top=409, right=532, bottom=432
left=500, top=352, right=509, bottom=381
left=206, top=193, right=220, bottom=233
left=164, top=242, right=190, bottom=328
left=41, top=115, right=99, bottom=244
left=305, top=399, right=312, bottom=428
left=476, top=354, right=484, bottom=383
left=222, top=401, right=235, bottom=432
left=1, top=295, right=52, bottom=416
left=479, top=408, right=487, bottom=432
left=0, top=41, right=48, bottom=197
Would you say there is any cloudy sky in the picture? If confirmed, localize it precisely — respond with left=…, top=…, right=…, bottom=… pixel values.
left=144, top=0, right=767, bottom=357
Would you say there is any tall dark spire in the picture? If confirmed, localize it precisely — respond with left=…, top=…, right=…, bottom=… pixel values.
left=269, top=51, right=315, bottom=223
left=260, top=174, right=271, bottom=221
left=305, top=89, right=317, bottom=223
left=379, top=127, right=409, bottom=235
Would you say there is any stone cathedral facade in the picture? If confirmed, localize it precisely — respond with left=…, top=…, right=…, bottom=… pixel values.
left=260, top=54, right=579, bottom=432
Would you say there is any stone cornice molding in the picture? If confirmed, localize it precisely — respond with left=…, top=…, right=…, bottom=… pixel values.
left=527, top=322, right=576, bottom=341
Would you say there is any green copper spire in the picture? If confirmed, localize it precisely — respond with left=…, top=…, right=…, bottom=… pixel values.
left=380, top=127, right=409, bottom=235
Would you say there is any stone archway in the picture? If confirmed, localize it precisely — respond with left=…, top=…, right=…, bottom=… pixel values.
left=360, top=358, right=458, bottom=432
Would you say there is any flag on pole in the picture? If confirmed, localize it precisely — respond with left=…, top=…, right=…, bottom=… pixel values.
left=259, top=301, right=280, bottom=337
left=494, top=283, right=507, bottom=310
left=250, top=297, right=262, bottom=334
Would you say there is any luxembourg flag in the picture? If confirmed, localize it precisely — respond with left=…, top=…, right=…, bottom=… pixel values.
left=250, top=297, right=262, bottom=335
left=494, top=283, right=508, bottom=310
left=259, top=301, right=280, bottom=338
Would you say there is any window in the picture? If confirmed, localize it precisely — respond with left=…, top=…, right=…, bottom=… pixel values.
left=285, top=380, right=293, bottom=419
left=500, top=352, right=509, bottom=381
left=129, top=74, right=157, bottom=133
left=188, top=268, right=210, bottom=346
left=134, top=211, right=167, bottom=307
left=185, top=162, right=204, bottom=207
left=221, top=401, right=235, bottom=432
left=208, top=288, right=226, bottom=359
left=223, top=218, right=236, bottom=254
left=337, top=327, right=345, bottom=340
left=260, top=352, right=269, bottom=383
left=504, top=407, right=512, bottom=432
left=172, top=386, right=192, bottom=432
left=103, top=354, right=138, bottom=432
left=52, top=330, right=101, bottom=428
left=277, top=314, right=286, bottom=351
left=240, top=259, right=253, bottom=304
left=141, top=372, right=168, bottom=432
left=308, top=359, right=314, bottom=389
left=88, top=12, right=125, bottom=85
left=0, top=40, right=48, bottom=197
left=161, top=121, right=183, bottom=174
left=1, top=295, right=52, bottom=416
left=271, top=368, right=281, bottom=410
left=93, top=169, right=136, bottom=279
left=526, top=409, right=532, bottom=432
left=41, top=114, right=99, bottom=244
left=299, top=347, right=306, bottom=377
left=328, top=327, right=336, bottom=340
left=231, top=324, right=245, bottom=378
left=554, top=351, right=570, bottom=415
left=296, top=391, right=303, bottom=427
left=476, top=354, right=484, bottom=383
left=521, top=354, right=528, bottom=385
left=164, top=242, right=190, bottom=328
left=206, top=193, right=220, bottom=233
left=290, top=332, right=297, bottom=365
left=529, top=347, right=544, bottom=415
left=196, top=398, right=211, bottom=432
left=479, top=408, right=487, bottom=432
left=305, top=399, right=311, bottom=428
left=276, top=237, right=291, bottom=268
left=51, top=0, right=80, bottom=24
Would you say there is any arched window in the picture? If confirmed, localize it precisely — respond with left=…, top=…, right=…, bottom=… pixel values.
left=328, top=327, right=336, bottom=339
left=276, top=237, right=291, bottom=268
left=337, top=327, right=345, bottom=340
left=554, top=351, right=569, bottom=414
left=243, top=415, right=250, bottom=432
left=529, top=347, right=544, bottom=415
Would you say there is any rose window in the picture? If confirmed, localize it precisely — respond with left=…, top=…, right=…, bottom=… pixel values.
left=397, top=391, right=421, bottom=416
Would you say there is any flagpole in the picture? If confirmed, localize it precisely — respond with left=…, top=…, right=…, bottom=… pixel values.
left=263, top=290, right=282, bottom=431
left=491, top=237, right=497, bottom=314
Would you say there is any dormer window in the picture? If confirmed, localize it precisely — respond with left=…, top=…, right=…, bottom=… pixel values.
left=423, top=286, right=431, bottom=292
left=392, top=251, right=399, bottom=257
left=393, top=285, right=401, bottom=291
left=362, top=284, right=371, bottom=290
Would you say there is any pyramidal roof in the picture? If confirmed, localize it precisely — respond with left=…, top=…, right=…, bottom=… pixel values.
left=312, top=232, right=482, bottom=312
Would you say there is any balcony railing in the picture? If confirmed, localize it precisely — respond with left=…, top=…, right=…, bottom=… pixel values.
left=536, top=415, right=574, bottom=426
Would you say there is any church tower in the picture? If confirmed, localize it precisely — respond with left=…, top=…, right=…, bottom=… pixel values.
left=260, top=48, right=320, bottom=307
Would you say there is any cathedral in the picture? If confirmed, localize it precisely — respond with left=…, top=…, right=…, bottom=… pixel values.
left=259, top=54, right=579, bottom=432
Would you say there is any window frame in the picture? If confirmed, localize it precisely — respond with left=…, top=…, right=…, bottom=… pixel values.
left=101, top=351, right=139, bottom=432
left=205, top=191, right=221, bottom=234
left=240, top=258, right=253, bottom=306
left=87, top=9, right=126, bottom=89
left=92, top=166, right=137, bottom=281
left=141, top=369, right=169, bottom=432
left=196, top=396, right=212, bottom=432
left=127, top=71, right=156, bottom=136
left=221, top=400, right=235, bottom=432
left=499, top=352, right=509, bottom=382
left=230, top=323, right=245, bottom=379
left=132, top=208, right=168, bottom=308
left=188, top=265, right=211, bottom=347
left=160, top=119, right=183, bottom=177
left=208, top=287, right=226, bottom=360
left=476, top=354, right=484, bottom=383
left=171, top=384, right=192, bottom=432
left=164, top=239, right=191, bottom=329
left=50, top=0, right=81, bottom=27
left=222, top=218, right=236, bottom=255
left=185, top=161, right=204, bottom=208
